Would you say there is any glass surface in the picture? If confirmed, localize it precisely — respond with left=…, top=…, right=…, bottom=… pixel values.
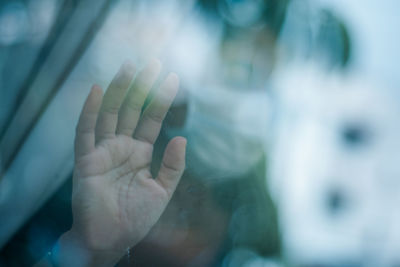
left=0, top=0, right=399, bottom=266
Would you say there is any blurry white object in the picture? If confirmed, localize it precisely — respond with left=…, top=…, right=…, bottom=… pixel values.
left=169, top=83, right=270, bottom=180
left=268, top=62, right=400, bottom=266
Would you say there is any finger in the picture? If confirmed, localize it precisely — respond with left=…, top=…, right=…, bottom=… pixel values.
left=75, top=85, right=103, bottom=159
left=116, top=59, right=161, bottom=136
left=156, top=137, right=186, bottom=198
left=95, top=61, right=136, bottom=143
left=134, top=73, right=179, bottom=144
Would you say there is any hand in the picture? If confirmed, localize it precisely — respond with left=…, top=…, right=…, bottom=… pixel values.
left=59, top=60, right=186, bottom=266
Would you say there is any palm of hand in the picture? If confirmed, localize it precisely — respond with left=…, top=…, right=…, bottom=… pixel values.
left=71, top=60, right=186, bottom=254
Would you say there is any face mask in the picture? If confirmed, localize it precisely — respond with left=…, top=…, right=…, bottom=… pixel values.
left=167, top=84, right=271, bottom=181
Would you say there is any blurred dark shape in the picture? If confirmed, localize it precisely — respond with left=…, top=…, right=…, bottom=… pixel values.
left=279, top=1, right=352, bottom=69
left=0, top=177, right=73, bottom=266
left=197, top=0, right=289, bottom=36
left=222, top=248, right=261, bottom=266
left=341, top=123, right=371, bottom=149
left=315, top=9, right=352, bottom=68
left=326, top=188, right=347, bottom=216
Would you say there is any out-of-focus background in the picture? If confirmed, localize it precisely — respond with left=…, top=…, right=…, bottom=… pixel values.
left=0, top=0, right=399, bottom=266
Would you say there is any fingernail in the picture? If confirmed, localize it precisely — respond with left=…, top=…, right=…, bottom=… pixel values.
left=167, top=72, right=179, bottom=87
left=146, top=58, right=162, bottom=74
left=122, top=60, right=136, bottom=73
left=92, top=84, right=103, bottom=94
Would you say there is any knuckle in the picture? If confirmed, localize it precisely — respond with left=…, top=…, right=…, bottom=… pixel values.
left=146, top=112, right=164, bottom=123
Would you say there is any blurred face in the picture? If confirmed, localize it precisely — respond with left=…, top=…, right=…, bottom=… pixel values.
left=268, top=65, right=400, bottom=265
left=216, top=27, right=276, bottom=90
left=165, top=17, right=276, bottom=180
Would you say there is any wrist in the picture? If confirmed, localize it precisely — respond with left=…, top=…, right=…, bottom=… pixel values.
left=56, top=229, right=123, bottom=267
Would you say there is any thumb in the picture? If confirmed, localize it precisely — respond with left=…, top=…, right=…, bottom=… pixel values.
left=156, top=136, right=186, bottom=198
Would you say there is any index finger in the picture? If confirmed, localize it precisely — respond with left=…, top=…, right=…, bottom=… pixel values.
left=75, top=85, right=103, bottom=159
